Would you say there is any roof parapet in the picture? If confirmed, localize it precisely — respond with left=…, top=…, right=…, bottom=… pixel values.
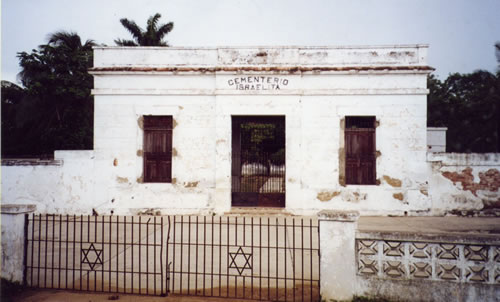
left=93, top=45, right=430, bottom=71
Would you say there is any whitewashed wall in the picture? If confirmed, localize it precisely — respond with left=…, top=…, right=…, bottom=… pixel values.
left=428, top=153, right=500, bottom=214
left=3, top=45, right=461, bottom=215
left=1, top=151, right=95, bottom=214
left=92, top=94, right=217, bottom=215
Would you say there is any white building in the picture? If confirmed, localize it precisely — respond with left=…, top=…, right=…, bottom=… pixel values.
left=3, top=45, right=499, bottom=215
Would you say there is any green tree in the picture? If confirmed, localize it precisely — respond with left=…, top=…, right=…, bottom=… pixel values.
left=115, top=13, right=174, bottom=46
left=495, top=42, right=500, bottom=65
left=2, top=31, right=95, bottom=157
left=1, top=81, right=26, bottom=156
left=427, top=71, right=500, bottom=152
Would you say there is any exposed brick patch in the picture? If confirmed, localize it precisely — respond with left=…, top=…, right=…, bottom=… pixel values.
left=317, top=191, right=341, bottom=202
left=383, top=175, right=402, bottom=187
left=419, top=188, right=428, bottom=196
left=184, top=181, right=199, bottom=188
left=116, top=176, right=128, bottom=183
left=393, top=193, right=404, bottom=201
left=442, top=168, right=500, bottom=196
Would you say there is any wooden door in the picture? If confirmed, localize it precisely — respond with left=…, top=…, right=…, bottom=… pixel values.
left=143, top=116, right=172, bottom=183
left=345, top=117, right=376, bottom=185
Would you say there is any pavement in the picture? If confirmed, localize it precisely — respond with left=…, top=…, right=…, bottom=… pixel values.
left=357, top=216, right=500, bottom=241
left=5, top=289, right=244, bottom=302
left=357, top=215, right=500, bottom=243
left=358, top=216, right=500, bottom=234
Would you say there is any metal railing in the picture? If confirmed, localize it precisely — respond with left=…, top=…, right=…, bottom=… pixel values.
left=25, top=214, right=166, bottom=296
left=24, top=214, right=320, bottom=301
left=167, top=215, right=320, bottom=301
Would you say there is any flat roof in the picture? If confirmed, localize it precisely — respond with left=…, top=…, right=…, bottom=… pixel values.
left=92, top=45, right=431, bottom=72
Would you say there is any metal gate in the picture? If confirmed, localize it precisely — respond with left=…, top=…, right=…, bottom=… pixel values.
left=24, top=214, right=167, bottom=296
left=24, top=214, right=319, bottom=301
left=232, top=116, right=286, bottom=207
left=166, top=215, right=320, bottom=301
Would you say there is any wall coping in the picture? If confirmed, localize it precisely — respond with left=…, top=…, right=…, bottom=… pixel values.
left=318, top=210, right=360, bottom=222
left=94, top=44, right=430, bottom=50
left=92, top=45, right=430, bottom=71
left=1, top=158, right=63, bottom=166
left=356, top=230, right=500, bottom=245
left=427, top=152, right=500, bottom=166
left=1, top=204, right=36, bottom=214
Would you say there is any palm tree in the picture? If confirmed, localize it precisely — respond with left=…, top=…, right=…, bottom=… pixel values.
left=19, top=31, right=96, bottom=88
left=14, top=30, right=96, bottom=155
left=115, top=13, right=174, bottom=46
left=47, top=31, right=96, bottom=51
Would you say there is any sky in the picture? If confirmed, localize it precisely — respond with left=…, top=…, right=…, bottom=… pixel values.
left=2, top=0, right=500, bottom=85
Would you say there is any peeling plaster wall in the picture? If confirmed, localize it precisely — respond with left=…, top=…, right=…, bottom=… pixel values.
left=2, top=46, right=441, bottom=215
left=428, top=153, right=500, bottom=214
left=1, top=151, right=95, bottom=214
left=92, top=94, right=217, bottom=215
left=294, top=93, right=429, bottom=215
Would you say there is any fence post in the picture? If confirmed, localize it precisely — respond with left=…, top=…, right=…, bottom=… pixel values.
left=318, top=210, right=359, bottom=301
left=1, top=204, right=36, bottom=283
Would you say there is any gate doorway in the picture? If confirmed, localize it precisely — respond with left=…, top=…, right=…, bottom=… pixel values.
left=231, top=116, right=286, bottom=207
left=167, top=215, right=320, bottom=302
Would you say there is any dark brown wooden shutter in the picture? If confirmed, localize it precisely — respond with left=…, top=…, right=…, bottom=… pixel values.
left=345, top=117, right=376, bottom=185
left=143, top=116, right=172, bottom=183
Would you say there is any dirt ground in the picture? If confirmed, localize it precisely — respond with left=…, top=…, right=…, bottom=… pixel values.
left=4, top=288, right=246, bottom=302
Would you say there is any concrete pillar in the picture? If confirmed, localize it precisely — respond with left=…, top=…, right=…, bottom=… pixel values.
left=318, top=210, right=359, bottom=301
left=1, top=204, right=36, bottom=283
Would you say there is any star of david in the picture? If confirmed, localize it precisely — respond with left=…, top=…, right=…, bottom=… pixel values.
left=228, top=246, right=252, bottom=276
left=81, top=243, right=103, bottom=271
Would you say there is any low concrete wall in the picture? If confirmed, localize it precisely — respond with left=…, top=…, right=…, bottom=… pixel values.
left=1, top=204, right=36, bottom=283
left=4, top=151, right=500, bottom=216
left=1, top=151, right=95, bottom=214
left=427, top=127, right=447, bottom=152
left=355, top=226, right=500, bottom=302
left=428, top=153, right=500, bottom=214
left=318, top=210, right=359, bottom=301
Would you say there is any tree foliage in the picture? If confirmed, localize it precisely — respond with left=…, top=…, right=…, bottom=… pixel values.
left=495, top=42, right=500, bottom=65
left=427, top=70, right=500, bottom=152
left=1, top=31, right=95, bottom=157
left=115, top=13, right=174, bottom=46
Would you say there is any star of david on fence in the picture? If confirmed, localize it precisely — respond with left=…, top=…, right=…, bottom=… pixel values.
left=228, top=246, right=252, bottom=275
left=81, top=243, right=103, bottom=271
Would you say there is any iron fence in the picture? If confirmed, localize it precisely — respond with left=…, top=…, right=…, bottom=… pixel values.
left=167, top=215, right=320, bottom=301
left=25, top=214, right=166, bottom=296
left=24, top=214, right=320, bottom=301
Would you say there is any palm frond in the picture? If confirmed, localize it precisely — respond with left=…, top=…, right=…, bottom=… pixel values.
left=119, top=18, right=143, bottom=41
left=156, top=22, right=174, bottom=39
left=116, top=13, right=173, bottom=46
left=82, top=39, right=97, bottom=51
left=147, top=13, right=162, bottom=31
left=47, top=31, right=82, bottom=50
left=495, top=42, right=500, bottom=64
left=114, top=39, right=138, bottom=46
